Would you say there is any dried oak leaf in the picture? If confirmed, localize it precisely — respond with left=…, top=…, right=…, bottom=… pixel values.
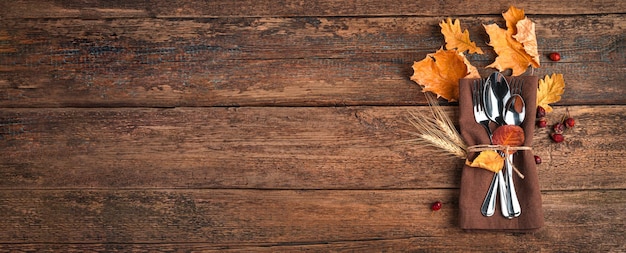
left=484, top=6, right=540, bottom=76
left=513, top=18, right=540, bottom=67
left=492, top=125, right=525, bottom=154
left=440, top=18, right=484, bottom=54
left=411, top=48, right=478, bottom=101
left=537, top=73, right=565, bottom=112
left=503, top=6, right=526, bottom=36
left=466, top=150, right=504, bottom=173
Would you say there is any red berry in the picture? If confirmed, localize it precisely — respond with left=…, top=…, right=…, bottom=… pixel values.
left=534, top=155, right=542, bottom=164
left=548, top=52, right=561, bottom=61
left=551, top=133, right=565, bottom=143
left=565, top=117, right=575, bottom=128
left=536, top=106, right=546, bottom=118
left=553, top=123, right=565, bottom=134
left=537, top=118, right=547, bottom=128
left=431, top=201, right=442, bottom=211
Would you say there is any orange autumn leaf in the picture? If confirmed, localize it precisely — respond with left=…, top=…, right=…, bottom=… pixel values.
left=440, top=18, right=484, bottom=54
left=492, top=125, right=525, bottom=154
left=484, top=6, right=540, bottom=76
left=537, top=73, right=565, bottom=112
left=466, top=150, right=504, bottom=173
left=503, top=6, right=526, bottom=36
left=411, top=48, right=477, bottom=101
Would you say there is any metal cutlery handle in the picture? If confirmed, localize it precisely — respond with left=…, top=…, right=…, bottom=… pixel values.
left=497, top=170, right=510, bottom=217
left=482, top=156, right=519, bottom=218
left=481, top=173, right=498, bottom=216
left=507, top=154, right=522, bottom=217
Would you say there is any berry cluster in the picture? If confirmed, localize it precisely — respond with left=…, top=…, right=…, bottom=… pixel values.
left=536, top=106, right=575, bottom=143
left=536, top=106, right=548, bottom=128
left=551, top=108, right=575, bottom=143
left=534, top=107, right=576, bottom=164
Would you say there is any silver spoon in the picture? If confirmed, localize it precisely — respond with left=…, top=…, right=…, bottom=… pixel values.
left=504, top=94, right=526, bottom=126
left=480, top=75, right=498, bottom=217
left=484, top=72, right=511, bottom=125
left=482, top=72, right=511, bottom=218
left=503, top=94, right=525, bottom=218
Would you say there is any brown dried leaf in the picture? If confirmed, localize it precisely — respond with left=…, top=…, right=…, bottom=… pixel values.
left=492, top=125, right=525, bottom=153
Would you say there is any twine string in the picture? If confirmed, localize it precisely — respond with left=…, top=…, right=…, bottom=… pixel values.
left=467, top=144, right=532, bottom=153
left=466, top=144, right=531, bottom=179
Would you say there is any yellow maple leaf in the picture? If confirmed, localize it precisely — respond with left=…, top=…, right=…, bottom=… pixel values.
left=465, top=150, right=504, bottom=173
left=484, top=6, right=540, bottom=76
left=440, top=18, right=484, bottom=54
left=410, top=48, right=477, bottom=101
left=537, top=73, right=565, bottom=112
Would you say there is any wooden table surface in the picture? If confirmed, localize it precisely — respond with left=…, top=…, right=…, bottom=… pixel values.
left=1, top=1, right=625, bottom=251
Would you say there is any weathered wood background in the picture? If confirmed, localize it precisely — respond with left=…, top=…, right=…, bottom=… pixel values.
left=1, top=1, right=625, bottom=251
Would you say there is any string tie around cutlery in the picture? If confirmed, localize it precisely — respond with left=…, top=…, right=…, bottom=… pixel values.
left=466, top=144, right=532, bottom=179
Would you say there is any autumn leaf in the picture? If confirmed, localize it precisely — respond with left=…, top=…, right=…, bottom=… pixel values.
left=466, top=150, right=504, bottom=173
left=411, top=48, right=478, bottom=101
left=466, top=125, right=524, bottom=172
left=503, top=6, right=526, bottom=36
left=484, top=6, right=540, bottom=76
left=440, top=18, right=484, bottom=54
left=513, top=18, right=540, bottom=67
left=492, top=125, right=525, bottom=154
left=537, top=73, right=565, bottom=112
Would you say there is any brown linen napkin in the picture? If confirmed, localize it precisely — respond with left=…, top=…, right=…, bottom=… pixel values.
left=458, top=76, right=544, bottom=231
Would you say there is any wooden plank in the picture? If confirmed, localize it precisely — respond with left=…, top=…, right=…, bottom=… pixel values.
left=0, top=189, right=624, bottom=252
left=1, top=0, right=625, bottom=18
left=1, top=16, right=624, bottom=107
left=1, top=106, right=624, bottom=190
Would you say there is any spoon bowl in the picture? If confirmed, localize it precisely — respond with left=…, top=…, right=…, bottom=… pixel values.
left=503, top=94, right=526, bottom=126
left=483, top=72, right=511, bottom=125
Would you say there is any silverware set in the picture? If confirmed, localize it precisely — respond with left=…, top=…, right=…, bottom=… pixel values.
left=472, top=72, right=525, bottom=218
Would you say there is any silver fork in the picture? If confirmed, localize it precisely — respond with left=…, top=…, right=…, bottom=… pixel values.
left=473, top=79, right=509, bottom=217
left=472, top=79, right=492, bottom=138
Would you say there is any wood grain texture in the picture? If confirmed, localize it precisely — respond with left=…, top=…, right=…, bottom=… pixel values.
left=1, top=16, right=624, bottom=107
left=1, top=0, right=625, bottom=18
left=2, top=106, right=624, bottom=190
left=1, top=0, right=625, bottom=251
left=0, top=189, right=624, bottom=252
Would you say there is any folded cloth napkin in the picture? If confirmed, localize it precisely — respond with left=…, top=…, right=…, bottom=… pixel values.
left=458, top=76, right=544, bottom=231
